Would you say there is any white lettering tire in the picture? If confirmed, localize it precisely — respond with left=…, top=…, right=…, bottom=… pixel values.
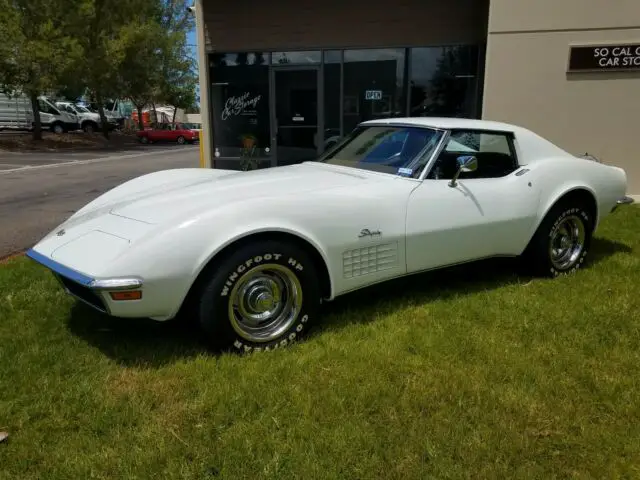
left=523, top=200, right=593, bottom=277
left=197, top=239, right=320, bottom=352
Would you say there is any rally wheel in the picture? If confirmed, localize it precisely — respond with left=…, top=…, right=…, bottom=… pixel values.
left=523, top=199, right=593, bottom=277
left=197, top=239, right=320, bottom=352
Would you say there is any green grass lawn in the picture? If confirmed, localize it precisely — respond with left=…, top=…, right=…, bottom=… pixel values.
left=1, top=206, right=639, bottom=479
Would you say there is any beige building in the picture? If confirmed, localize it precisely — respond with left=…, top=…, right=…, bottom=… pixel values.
left=193, top=0, right=640, bottom=195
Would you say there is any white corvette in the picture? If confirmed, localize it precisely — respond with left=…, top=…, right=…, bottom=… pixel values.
left=27, top=117, right=632, bottom=352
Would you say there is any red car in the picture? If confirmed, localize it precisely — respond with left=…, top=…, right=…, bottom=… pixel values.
left=136, top=122, right=200, bottom=145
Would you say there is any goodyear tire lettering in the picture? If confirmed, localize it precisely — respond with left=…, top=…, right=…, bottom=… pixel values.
left=546, top=207, right=589, bottom=276
left=221, top=252, right=287, bottom=297
left=216, top=246, right=315, bottom=352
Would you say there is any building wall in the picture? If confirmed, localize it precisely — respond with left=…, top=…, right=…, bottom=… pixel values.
left=483, top=0, right=640, bottom=194
left=203, top=0, right=489, bottom=52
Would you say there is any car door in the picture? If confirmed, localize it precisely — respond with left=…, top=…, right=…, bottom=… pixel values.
left=405, top=129, right=541, bottom=273
left=166, top=123, right=180, bottom=141
left=37, top=99, right=53, bottom=126
left=149, top=124, right=166, bottom=141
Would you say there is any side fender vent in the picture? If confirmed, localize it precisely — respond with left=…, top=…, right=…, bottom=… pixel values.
left=342, top=242, right=398, bottom=278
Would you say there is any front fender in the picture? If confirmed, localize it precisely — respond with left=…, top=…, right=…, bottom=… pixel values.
left=191, top=220, right=333, bottom=296
left=100, top=199, right=336, bottom=319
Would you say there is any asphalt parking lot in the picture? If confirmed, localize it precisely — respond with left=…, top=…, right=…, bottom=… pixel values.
left=0, top=145, right=199, bottom=258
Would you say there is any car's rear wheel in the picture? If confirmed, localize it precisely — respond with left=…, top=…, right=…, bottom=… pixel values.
left=197, top=240, right=320, bottom=352
left=523, top=199, right=593, bottom=277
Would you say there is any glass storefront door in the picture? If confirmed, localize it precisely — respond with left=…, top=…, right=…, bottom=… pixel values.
left=271, top=68, right=321, bottom=166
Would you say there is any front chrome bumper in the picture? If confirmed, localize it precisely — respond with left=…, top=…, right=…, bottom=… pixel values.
left=26, top=248, right=143, bottom=314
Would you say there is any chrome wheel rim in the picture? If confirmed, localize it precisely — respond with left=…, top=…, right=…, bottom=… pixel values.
left=549, top=215, right=585, bottom=270
left=227, top=263, right=303, bottom=343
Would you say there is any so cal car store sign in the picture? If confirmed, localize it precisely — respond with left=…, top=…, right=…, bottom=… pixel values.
left=568, top=43, right=640, bottom=72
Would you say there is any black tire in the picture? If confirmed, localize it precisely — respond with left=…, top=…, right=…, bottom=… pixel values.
left=83, top=122, right=97, bottom=133
left=197, top=240, right=320, bottom=353
left=177, top=135, right=185, bottom=145
left=522, top=200, right=593, bottom=277
left=51, top=122, right=64, bottom=134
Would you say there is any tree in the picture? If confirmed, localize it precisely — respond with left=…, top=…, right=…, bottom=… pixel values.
left=0, top=0, right=83, bottom=140
left=72, top=0, right=151, bottom=138
left=118, top=20, right=164, bottom=130
left=154, top=0, right=197, bottom=121
left=166, top=80, right=197, bottom=122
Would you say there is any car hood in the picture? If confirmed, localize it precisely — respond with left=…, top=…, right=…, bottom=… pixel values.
left=101, top=162, right=381, bottom=224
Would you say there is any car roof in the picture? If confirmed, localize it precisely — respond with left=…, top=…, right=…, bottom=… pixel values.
left=360, top=116, right=575, bottom=164
left=361, top=116, right=521, bottom=132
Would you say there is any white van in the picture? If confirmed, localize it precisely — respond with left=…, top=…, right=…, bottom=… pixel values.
left=55, top=101, right=117, bottom=133
left=0, top=94, right=79, bottom=133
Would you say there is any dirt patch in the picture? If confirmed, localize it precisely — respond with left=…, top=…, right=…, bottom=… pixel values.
left=0, top=131, right=141, bottom=152
left=0, top=251, right=25, bottom=265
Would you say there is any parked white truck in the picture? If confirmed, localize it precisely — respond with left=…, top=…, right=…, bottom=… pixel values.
left=0, top=93, right=79, bottom=133
left=55, top=101, right=118, bottom=133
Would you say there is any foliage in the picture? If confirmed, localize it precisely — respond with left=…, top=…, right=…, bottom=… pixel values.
left=0, top=0, right=198, bottom=138
left=70, top=0, right=149, bottom=138
left=155, top=0, right=198, bottom=122
left=118, top=20, right=165, bottom=130
left=0, top=0, right=83, bottom=140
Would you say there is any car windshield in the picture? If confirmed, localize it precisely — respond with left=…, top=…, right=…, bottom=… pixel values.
left=317, top=125, right=444, bottom=178
left=75, top=105, right=90, bottom=113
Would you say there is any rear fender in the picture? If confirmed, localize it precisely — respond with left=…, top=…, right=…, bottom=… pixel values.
left=519, top=159, right=600, bottom=245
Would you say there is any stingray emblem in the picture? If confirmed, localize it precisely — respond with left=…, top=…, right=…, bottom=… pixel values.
left=358, top=228, right=382, bottom=238
left=56, top=229, right=66, bottom=237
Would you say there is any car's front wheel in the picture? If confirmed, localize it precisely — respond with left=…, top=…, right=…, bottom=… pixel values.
left=523, top=199, right=593, bottom=277
left=197, top=240, right=320, bottom=352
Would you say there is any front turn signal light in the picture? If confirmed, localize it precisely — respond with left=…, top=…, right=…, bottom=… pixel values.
left=109, top=291, right=142, bottom=301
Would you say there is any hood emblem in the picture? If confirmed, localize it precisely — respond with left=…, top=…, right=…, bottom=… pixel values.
left=358, top=228, right=381, bottom=238
left=56, top=229, right=66, bottom=237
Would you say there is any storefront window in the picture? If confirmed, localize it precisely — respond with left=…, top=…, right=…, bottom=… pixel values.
left=209, top=52, right=271, bottom=163
left=409, top=45, right=480, bottom=118
left=206, top=45, right=483, bottom=168
left=323, top=50, right=341, bottom=152
left=273, top=51, right=321, bottom=64
left=342, top=49, right=406, bottom=134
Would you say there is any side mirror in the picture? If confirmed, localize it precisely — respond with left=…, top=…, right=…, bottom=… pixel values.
left=448, top=155, right=477, bottom=187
